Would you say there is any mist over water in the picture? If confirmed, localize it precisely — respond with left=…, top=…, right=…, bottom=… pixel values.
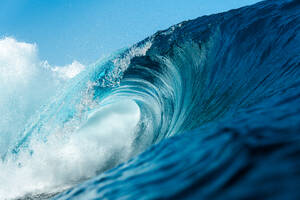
left=1, top=0, right=300, bottom=199
left=0, top=100, right=140, bottom=199
left=0, top=37, right=150, bottom=199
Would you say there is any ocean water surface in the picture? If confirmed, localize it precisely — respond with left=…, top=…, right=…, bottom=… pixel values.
left=0, top=0, right=300, bottom=199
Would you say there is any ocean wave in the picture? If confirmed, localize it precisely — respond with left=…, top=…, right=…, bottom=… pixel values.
left=0, top=0, right=299, bottom=199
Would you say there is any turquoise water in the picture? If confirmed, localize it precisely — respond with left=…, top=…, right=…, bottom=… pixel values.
left=0, top=0, right=299, bottom=199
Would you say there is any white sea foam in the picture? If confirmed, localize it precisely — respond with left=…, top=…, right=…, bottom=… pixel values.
left=0, top=37, right=85, bottom=155
left=52, top=60, right=85, bottom=79
left=0, top=37, right=143, bottom=199
left=101, top=41, right=152, bottom=87
left=0, top=100, right=140, bottom=199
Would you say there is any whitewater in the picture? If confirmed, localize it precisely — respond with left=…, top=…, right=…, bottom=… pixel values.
left=0, top=0, right=300, bottom=199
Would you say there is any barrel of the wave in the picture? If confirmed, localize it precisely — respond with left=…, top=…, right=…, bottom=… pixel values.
left=53, top=0, right=300, bottom=199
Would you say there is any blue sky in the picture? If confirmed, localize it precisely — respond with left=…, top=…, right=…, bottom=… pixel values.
left=0, top=0, right=261, bottom=65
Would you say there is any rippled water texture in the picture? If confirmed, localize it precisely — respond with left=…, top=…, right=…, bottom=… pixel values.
left=0, top=0, right=299, bottom=199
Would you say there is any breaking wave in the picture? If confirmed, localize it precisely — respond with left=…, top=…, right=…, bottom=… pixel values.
left=0, top=0, right=300, bottom=199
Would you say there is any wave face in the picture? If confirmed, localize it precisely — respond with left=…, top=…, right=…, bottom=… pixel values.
left=1, top=0, right=300, bottom=199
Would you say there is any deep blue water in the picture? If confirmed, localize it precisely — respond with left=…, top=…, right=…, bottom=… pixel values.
left=52, top=0, right=300, bottom=199
left=1, top=0, right=300, bottom=199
